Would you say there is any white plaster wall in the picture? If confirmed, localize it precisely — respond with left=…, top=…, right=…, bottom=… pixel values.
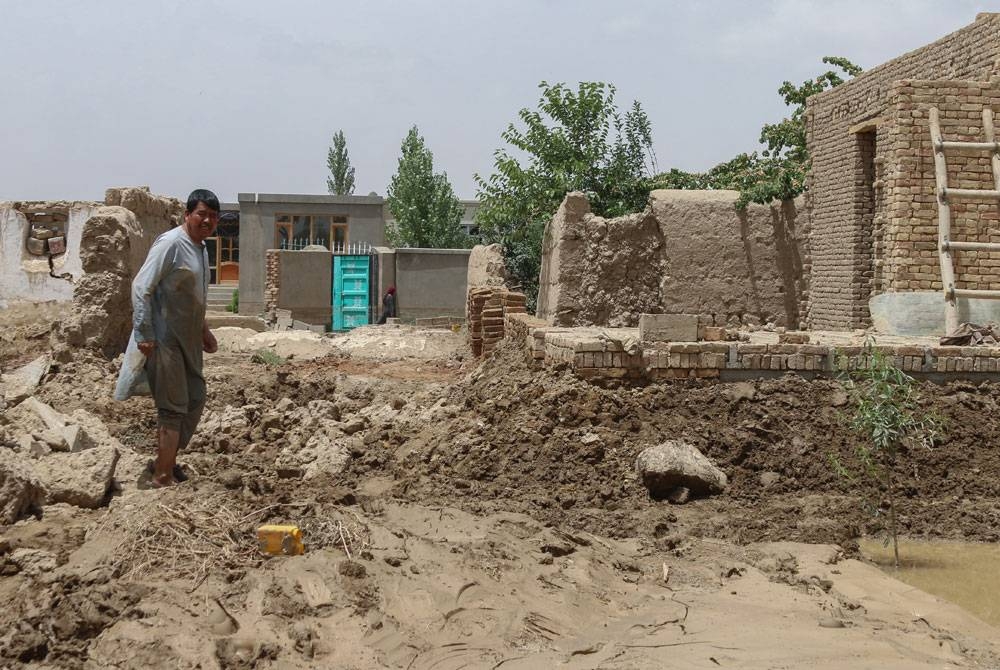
left=0, top=204, right=97, bottom=308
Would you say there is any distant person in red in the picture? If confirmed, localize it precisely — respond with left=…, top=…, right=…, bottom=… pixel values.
left=377, top=286, right=397, bottom=324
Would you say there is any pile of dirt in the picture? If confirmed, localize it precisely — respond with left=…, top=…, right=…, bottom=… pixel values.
left=351, top=342, right=1000, bottom=546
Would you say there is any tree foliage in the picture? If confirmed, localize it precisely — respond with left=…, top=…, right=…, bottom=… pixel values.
left=475, top=81, right=657, bottom=303
left=655, top=57, right=862, bottom=209
left=326, top=130, right=356, bottom=196
left=832, top=343, right=943, bottom=567
left=386, top=126, right=470, bottom=249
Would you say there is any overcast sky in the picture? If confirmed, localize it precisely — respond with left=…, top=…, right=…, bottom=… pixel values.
left=1, top=0, right=994, bottom=202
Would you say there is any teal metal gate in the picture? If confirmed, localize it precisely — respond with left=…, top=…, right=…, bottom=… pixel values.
left=332, top=255, right=371, bottom=331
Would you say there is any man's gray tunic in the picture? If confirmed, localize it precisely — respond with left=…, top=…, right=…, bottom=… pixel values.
left=116, top=226, right=209, bottom=403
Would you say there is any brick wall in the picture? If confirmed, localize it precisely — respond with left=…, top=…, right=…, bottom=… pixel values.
left=805, top=12, right=1000, bottom=330
left=881, top=80, right=1000, bottom=293
left=265, top=249, right=280, bottom=315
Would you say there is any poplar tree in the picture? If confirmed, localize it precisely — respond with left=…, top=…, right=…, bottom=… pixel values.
left=326, top=130, right=356, bottom=195
left=386, top=126, right=470, bottom=249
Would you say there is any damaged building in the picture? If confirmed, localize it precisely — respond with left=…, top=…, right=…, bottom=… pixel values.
left=535, top=12, right=1000, bottom=336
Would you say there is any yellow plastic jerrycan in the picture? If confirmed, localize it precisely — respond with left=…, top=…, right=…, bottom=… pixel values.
left=257, top=524, right=305, bottom=556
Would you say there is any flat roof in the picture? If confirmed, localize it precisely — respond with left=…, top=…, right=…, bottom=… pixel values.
left=237, top=193, right=384, bottom=205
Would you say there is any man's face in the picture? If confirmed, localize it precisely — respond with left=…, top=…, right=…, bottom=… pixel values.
left=184, top=202, right=219, bottom=244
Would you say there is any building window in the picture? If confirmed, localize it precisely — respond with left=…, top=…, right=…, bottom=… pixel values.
left=276, top=214, right=348, bottom=250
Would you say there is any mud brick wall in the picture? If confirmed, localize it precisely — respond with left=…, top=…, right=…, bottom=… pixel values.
left=805, top=12, right=1000, bottom=331
left=466, top=287, right=527, bottom=357
left=537, top=192, right=666, bottom=328
left=881, top=79, right=1000, bottom=293
left=265, top=250, right=280, bottom=315
left=652, top=191, right=808, bottom=328
left=538, top=190, right=809, bottom=329
left=47, top=187, right=183, bottom=359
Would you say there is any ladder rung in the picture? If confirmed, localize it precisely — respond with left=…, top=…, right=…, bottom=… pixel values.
left=943, top=241, right=1000, bottom=252
left=937, top=140, right=1000, bottom=152
left=942, top=188, right=1000, bottom=201
left=953, top=289, right=1000, bottom=300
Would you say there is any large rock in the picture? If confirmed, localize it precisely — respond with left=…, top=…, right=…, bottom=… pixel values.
left=0, top=448, right=46, bottom=523
left=1, top=356, right=50, bottom=405
left=37, top=444, right=119, bottom=508
left=635, top=440, right=728, bottom=500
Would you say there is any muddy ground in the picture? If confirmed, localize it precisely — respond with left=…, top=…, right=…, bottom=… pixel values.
left=1, top=309, right=999, bottom=669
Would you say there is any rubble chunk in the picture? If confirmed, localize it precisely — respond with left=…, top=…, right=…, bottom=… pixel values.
left=1, top=356, right=50, bottom=405
left=37, top=444, right=119, bottom=509
left=0, top=448, right=45, bottom=523
left=635, top=440, right=728, bottom=501
left=9, top=548, right=57, bottom=576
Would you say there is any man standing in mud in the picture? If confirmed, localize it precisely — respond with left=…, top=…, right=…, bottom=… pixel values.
left=131, top=189, right=220, bottom=487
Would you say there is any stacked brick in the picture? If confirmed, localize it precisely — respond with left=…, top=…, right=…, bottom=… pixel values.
left=805, top=12, right=1000, bottom=331
left=265, top=249, right=281, bottom=314
left=466, top=287, right=528, bottom=357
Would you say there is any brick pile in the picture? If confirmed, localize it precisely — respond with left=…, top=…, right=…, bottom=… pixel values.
left=265, top=249, right=280, bottom=315
left=466, top=287, right=528, bottom=357
left=805, top=12, right=1000, bottom=331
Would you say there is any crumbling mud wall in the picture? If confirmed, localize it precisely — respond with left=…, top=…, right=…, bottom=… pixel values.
left=654, top=191, right=808, bottom=328
left=466, top=244, right=509, bottom=290
left=805, top=12, right=1000, bottom=330
left=537, top=192, right=666, bottom=327
left=0, top=201, right=101, bottom=307
left=537, top=190, right=807, bottom=329
left=51, top=187, right=182, bottom=359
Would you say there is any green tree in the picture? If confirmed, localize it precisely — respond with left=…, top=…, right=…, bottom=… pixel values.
left=475, top=81, right=657, bottom=305
left=326, top=130, right=356, bottom=196
left=386, top=126, right=470, bottom=249
left=654, top=57, right=862, bottom=209
left=832, top=343, right=943, bottom=567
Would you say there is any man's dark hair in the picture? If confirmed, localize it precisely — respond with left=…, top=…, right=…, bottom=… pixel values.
left=186, top=189, right=220, bottom=214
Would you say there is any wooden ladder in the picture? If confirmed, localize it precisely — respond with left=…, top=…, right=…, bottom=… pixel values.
left=930, top=107, right=1000, bottom=333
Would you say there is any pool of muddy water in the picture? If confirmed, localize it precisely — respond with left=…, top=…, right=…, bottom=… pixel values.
left=860, top=538, right=1000, bottom=627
